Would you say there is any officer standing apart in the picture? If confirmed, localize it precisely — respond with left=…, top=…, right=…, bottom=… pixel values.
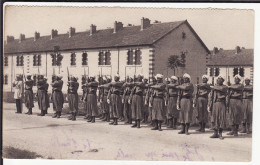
left=176, top=73, right=194, bottom=135
left=193, top=75, right=211, bottom=132
left=51, top=74, right=64, bottom=118
left=150, top=74, right=166, bottom=131
left=240, top=77, right=253, bottom=134
left=67, top=76, right=79, bottom=121
left=208, top=75, right=228, bottom=140
left=24, top=74, right=34, bottom=115
left=13, top=74, right=23, bottom=114
left=226, top=74, right=243, bottom=136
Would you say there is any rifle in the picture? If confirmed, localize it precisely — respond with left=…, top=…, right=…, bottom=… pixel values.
left=193, top=77, right=199, bottom=107
left=67, top=67, right=70, bottom=81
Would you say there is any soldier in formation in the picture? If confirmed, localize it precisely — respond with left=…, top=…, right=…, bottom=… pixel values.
left=24, top=74, right=34, bottom=115
left=13, top=72, right=253, bottom=139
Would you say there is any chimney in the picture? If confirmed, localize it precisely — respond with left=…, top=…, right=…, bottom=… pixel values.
left=113, top=21, right=123, bottom=33
left=51, top=29, right=58, bottom=39
left=34, top=32, right=40, bottom=41
left=235, top=46, right=241, bottom=54
left=212, top=47, right=219, bottom=55
left=6, top=36, right=14, bottom=43
left=19, top=34, right=25, bottom=43
left=90, top=24, right=96, bottom=36
left=69, top=27, right=76, bottom=38
left=141, top=17, right=150, bottom=31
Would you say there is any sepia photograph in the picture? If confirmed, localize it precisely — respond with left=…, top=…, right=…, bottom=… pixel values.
left=2, top=3, right=255, bottom=163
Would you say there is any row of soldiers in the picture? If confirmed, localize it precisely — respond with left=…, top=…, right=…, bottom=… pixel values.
left=13, top=72, right=253, bottom=140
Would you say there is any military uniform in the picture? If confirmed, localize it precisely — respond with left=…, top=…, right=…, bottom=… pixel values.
left=13, top=76, right=23, bottom=113
left=81, top=83, right=89, bottom=119
left=108, top=81, right=123, bottom=125
left=99, top=81, right=111, bottom=122
left=208, top=83, right=228, bottom=139
left=129, top=81, right=145, bottom=128
left=67, top=78, right=79, bottom=121
left=122, top=82, right=134, bottom=124
left=194, top=82, right=211, bottom=132
left=24, top=77, right=34, bottom=115
left=86, top=80, right=99, bottom=123
left=150, top=81, right=166, bottom=131
left=37, top=77, right=49, bottom=116
left=145, top=82, right=155, bottom=124
left=166, top=82, right=179, bottom=129
left=51, top=77, right=64, bottom=118
left=241, top=84, right=253, bottom=134
left=142, top=82, right=149, bottom=123
left=227, top=83, right=243, bottom=136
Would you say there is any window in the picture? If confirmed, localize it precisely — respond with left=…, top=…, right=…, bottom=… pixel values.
left=105, top=51, right=111, bottom=65
left=98, top=52, right=105, bottom=65
left=215, top=68, right=220, bottom=77
left=16, top=55, right=24, bottom=66
left=4, top=56, right=8, bottom=66
left=209, top=68, right=214, bottom=76
left=82, top=53, right=88, bottom=65
left=70, top=53, right=76, bottom=66
left=4, top=75, right=8, bottom=84
left=51, top=54, right=57, bottom=66
left=233, top=67, right=239, bottom=77
left=127, top=50, right=134, bottom=65
left=33, top=54, right=41, bottom=66
left=239, top=67, right=244, bottom=77
left=135, top=49, right=141, bottom=65
left=127, top=49, right=142, bottom=65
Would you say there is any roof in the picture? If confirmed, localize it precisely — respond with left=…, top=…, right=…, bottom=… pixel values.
left=4, top=20, right=210, bottom=54
left=207, top=49, right=254, bottom=66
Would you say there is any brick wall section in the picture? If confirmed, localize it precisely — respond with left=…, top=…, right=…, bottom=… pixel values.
left=153, top=22, right=208, bottom=84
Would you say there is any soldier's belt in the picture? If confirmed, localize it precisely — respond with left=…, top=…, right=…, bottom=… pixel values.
left=181, top=96, right=191, bottom=99
left=169, top=94, right=178, bottom=97
left=198, top=95, right=208, bottom=99
left=230, top=96, right=242, bottom=99
left=216, top=98, right=225, bottom=102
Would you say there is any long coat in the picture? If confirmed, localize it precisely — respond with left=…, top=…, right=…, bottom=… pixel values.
left=86, top=81, right=99, bottom=117
left=194, top=83, right=210, bottom=123
left=242, top=85, right=253, bottom=123
left=108, top=81, right=123, bottom=119
left=37, top=80, right=50, bottom=111
left=24, top=80, right=34, bottom=109
left=177, top=83, right=194, bottom=124
left=67, top=81, right=79, bottom=113
left=208, top=85, right=228, bottom=129
left=150, top=83, right=166, bottom=121
left=51, top=80, right=64, bottom=112
left=122, top=83, right=134, bottom=121
left=227, top=84, right=243, bottom=126
left=166, top=83, right=179, bottom=119
left=129, top=82, right=145, bottom=120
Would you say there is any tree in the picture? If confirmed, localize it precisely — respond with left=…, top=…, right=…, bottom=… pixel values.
left=167, top=55, right=183, bottom=75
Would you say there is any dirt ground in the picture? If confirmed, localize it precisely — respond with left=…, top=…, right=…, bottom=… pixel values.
left=2, top=102, right=252, bottom=161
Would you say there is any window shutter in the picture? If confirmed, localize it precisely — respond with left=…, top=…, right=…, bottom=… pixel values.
left=210, top=68, right=214, bottom=76
left=4, top=75, right=8, bottom=84
left=51, top=54, right=56, bottom=66
left=4, top=56, right=8, bottom=66
left=127, top=50, right=133, bottom=65
left=215, top=68, right=220, bottom=76
left=20, top=56, right=24, bottom=66
left=239, top=67, right=244, bottom=77
left=16, top=56, right=20, bottom=66
left=105, top=52, right=111, bottom=65
left=233, top=68, right=238, bottom=77
left=38, top=55, right=41, bottom=66
left=82, top=53, right=88, bottom=65
left=135, top=50, right=142, bottom=65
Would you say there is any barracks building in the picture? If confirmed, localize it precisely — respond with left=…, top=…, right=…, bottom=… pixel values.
left=3, top=18, right=211, bottom=94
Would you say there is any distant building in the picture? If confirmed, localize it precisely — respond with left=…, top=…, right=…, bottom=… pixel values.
left=206, top=46, right=254, bottom=85
left=3, top=18, right=210, bottom=94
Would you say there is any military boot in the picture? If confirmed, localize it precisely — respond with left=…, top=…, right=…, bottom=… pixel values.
left=210, top=129, right=219, bottom=138
left=91, top=116, right=95, bottom=123
left=113, top=118, right=118, bottom=125
left=107, top=115, right=110, bottom=122
left=25, top=111, right=29, bottom=114
left=246, top=123, right=251, bottom=134
left=52, top=112, right=57, bottom=118
left=219, top=128, right=224, bottom=140
left=158, top=121, right=162, bottom=131
left=38, top=110, right=43, bottom=116
left=240, top=123, right=246, bottom=133
left=178, top=124, right=185, bottom=134
left=72, top=113, right=76, bottom=121
left=57, top=111, right=61, bottom=118
left=196, top=122, right=202, bottom=132
left=137, top=120, right=141, bottom=128
left=173, top=118, right=177, bottom=129
left=68, top=113, right=73, bottom=120
left=100, top=114, right=105, bottom=120
left=201, top=122, right=205, bottom=133
left=109, top=119, right=115, bottom=125
left=87, top=116, right=93, bottom=122
left=167, top=119, right=173, bottom=129
left=29, top=108, right=32, bottom=115
left=132, top=120, right=137, bottom=128
left=151, top=120, right=158, bottom=130
left=233, top=125, right=238, bottom=136
left=227, top=125, right=235, bottom=135
left=102, top=114, right=107, bottom=121
left=185, top=123, right=190, bottom=135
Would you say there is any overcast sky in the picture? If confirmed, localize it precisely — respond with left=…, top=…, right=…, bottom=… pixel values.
left=4, top=6, right=254, bottom=50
